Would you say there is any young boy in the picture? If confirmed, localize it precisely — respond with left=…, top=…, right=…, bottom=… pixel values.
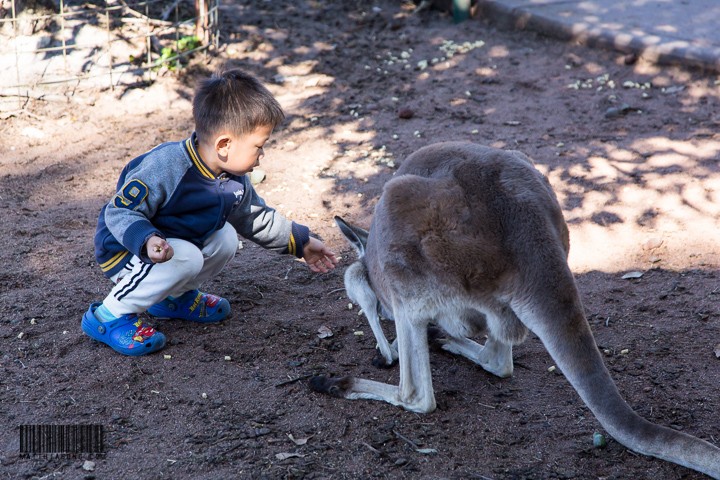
left=82, top=69, right=338, bottom=356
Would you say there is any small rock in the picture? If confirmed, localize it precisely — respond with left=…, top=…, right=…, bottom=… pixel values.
left=397, top=108, right=414, bottom=119
left=249, top=169, right=266, bottom=185
left=21, top=126, right=46, bottom=139
left=605, top=103, right=632, bottom=118
left=317, top=325, right=333, bottom=339
left=623, top=52, right=638, bottom=65
left=565, top=53, right=583, bottom=67
left=622, top=271, right=644, bottom=279
left=593, top=432, right=607, bottom=448
left=82, top=460, right=96, bottom=471
left=642, top=238, right=664, bottom=250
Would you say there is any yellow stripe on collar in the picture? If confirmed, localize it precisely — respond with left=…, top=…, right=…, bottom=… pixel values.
left=185, top=137, right=215, bottom=179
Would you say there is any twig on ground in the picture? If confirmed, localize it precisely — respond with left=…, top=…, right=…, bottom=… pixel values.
left=393, top=430, right=419, bottom=450
left=274, top=373, right=312, bottom=388
left=362, top=442, right=381, bottom=455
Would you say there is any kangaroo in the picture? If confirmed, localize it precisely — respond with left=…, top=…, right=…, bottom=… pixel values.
left=310, top=142, right=720, bottom=478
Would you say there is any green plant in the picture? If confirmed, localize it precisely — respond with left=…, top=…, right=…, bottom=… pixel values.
left=156, top=35, right=201, bottom=71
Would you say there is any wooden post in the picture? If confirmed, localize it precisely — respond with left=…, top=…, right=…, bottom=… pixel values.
left=195, top=0, right=208, bottom=44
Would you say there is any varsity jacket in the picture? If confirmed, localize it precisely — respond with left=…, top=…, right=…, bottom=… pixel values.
left=94, top=132, right=310, bottom=278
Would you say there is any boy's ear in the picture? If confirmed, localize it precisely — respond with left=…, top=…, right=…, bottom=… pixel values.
left=215, top=135, right=231, bottom=156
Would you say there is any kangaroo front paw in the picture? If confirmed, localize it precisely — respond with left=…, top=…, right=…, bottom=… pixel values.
left=427, top=326, right=447, bottom=352
left=372, top=348, right=397, bottom=369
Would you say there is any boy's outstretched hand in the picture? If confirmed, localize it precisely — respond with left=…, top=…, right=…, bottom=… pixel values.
left=303, top=237, right=338, bottom=273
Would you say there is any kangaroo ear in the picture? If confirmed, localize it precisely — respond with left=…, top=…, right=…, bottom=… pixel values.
left=334, top=216, right=368, bottom=255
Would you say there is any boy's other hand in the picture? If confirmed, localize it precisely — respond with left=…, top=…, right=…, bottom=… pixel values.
left=146, top=235, right=174, bottom=263
left=303, top=237, right=338, bottom=273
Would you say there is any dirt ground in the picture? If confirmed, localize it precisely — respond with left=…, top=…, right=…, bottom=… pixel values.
left=2, top=1, right=720, bottom=479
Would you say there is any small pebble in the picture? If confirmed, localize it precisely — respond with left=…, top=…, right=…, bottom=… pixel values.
left=593, top=432, right=607, bottom=448
left=249, top=169, right=266, bottom=185
left=605, top=103, right=632, bottom=118
left=397, top=108, right=414, bottom=119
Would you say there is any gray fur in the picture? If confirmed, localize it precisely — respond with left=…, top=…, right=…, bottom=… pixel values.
left=315, top=142, right=720, bottom=478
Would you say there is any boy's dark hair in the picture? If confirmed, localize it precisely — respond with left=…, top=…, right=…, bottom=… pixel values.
left=193, top=69, right=285, bottom=142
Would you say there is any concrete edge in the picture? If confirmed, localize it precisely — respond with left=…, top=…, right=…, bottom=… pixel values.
left=474, top=0, right=720, bottom=72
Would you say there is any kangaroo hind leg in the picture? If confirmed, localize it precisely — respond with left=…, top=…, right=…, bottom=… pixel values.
left=310, top=311, right=436, bottom=413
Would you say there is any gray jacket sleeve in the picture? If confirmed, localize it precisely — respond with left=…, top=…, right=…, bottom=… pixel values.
left=228, top=177, right=310, bottom=257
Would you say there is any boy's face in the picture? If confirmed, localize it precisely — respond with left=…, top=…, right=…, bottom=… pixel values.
left=208, top=124, right=274, bottom=177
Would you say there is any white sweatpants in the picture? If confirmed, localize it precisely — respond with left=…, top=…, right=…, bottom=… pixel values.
left=102, top=223, right=238, bottom=317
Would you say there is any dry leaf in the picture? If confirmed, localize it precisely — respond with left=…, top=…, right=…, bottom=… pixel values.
left=317, top=325, right=333, bottom=339
left=276, top=452, right=305, bottom=460
left=416, top=448, right=438, bottom=454
left=288, top=433, right=312, bottom=446
left=663, top=85, right=685, bottom=94
left=621, top=271, right=644, bottom=279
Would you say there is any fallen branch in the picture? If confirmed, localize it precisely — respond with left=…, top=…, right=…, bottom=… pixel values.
left=393, top=430, right=419, bottom=450
left=274, top=373, right=312, bottom=388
